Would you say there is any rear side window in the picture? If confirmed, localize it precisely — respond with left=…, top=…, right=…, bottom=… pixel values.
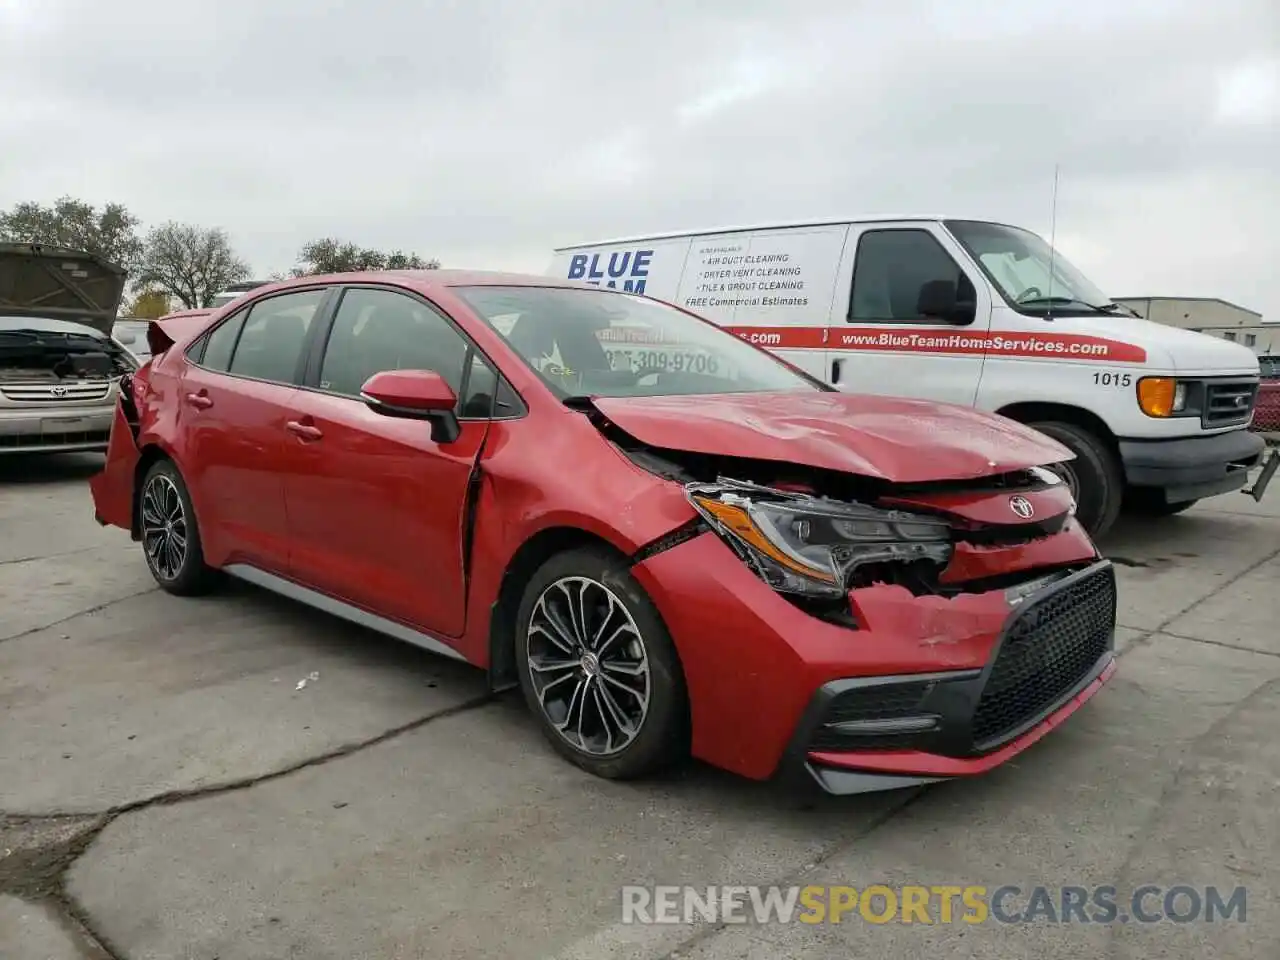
left=227, top=289, right=325, bottom=383
left=199, top=311, right=248, bottom=371
left=849, top=229, right=975, bottom=324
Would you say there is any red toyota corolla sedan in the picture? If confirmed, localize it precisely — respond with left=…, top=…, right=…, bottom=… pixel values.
left=90, top=271, right=1117, bottom=794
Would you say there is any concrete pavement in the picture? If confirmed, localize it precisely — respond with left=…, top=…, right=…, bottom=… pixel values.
left=1, top=452, right=1277, bottom=959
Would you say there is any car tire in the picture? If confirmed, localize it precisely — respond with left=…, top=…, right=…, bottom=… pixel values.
left=1125, top=487, right=1199, bottom=517
left=514, top=546, right=689, bottom=780
left=1029, top=420, right=1123, bottom=538
left=138, top=459, right=219, bottom=596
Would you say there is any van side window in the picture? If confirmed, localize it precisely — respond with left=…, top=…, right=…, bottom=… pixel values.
left=849, top=229, right=976, bottom=324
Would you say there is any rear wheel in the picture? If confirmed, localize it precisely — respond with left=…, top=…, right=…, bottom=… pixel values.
left=514, top=546, right=689, bottom=780
left=1028, top=420, right=1123, bottom=538
left=139, top=459, right=219, bottom=595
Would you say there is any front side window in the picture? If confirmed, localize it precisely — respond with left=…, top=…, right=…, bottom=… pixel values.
left=454, top=285, right=824, bottom=400
left=849, top=229, right=976, bottom=324
left=226, top=289, right=325, bottom=383
left=319, top=288, right=471, bottom=397
left=946, top=219, right=1116, bottom=317
left=316, top=287, right=513, bottom=418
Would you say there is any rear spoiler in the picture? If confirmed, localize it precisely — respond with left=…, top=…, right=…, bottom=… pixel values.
left=146, top=309, right=214, bottom=357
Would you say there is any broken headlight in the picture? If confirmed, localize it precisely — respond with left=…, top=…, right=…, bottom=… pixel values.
left=687, top=480, right=952, bottom=598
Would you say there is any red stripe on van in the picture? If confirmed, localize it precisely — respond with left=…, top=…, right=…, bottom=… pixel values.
left=598, top=324, right=1147, bottom=363
left=717, top=325, right=1146, bottom=363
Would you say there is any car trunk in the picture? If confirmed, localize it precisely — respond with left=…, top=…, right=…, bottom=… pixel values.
left=0, top=242, right=134, bottom=390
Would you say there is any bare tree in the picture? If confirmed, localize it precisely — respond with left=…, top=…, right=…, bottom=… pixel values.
left=0, top=196, right=143, bottom=271
left=292, top=237, right=440, bottom=276
left=135, top=223, right=251, bottom=309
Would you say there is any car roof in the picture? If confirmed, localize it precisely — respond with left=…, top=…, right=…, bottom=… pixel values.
left=253, top=269, right=607, bottom=298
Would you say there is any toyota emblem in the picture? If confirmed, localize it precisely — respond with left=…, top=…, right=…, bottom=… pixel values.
left=50, top=384, right=68, bottom=397
left=1009, top=495, right=1035, bottom=520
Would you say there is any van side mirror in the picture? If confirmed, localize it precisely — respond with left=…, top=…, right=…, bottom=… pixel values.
left=917, top=279, right=975, bottom=325
left=360, top=369, right=460, bottom=444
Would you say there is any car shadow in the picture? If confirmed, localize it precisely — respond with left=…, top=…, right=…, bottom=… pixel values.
left=0, top=452, right=104, bottom=485
left=214, top=575, right=918, bottom=822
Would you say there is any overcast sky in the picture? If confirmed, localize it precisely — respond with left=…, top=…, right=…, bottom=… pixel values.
left=2, top=0, right=1277, bottom=319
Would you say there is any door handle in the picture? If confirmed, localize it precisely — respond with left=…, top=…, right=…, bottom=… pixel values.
left=830, top=358, right=843, bottom=385
left=185, top=391, right=213, bottom=409
left=285, top=420, right=323, bottom=441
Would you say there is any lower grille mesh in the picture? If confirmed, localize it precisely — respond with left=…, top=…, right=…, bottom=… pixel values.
left=971, top=566, right=1116, bottom=747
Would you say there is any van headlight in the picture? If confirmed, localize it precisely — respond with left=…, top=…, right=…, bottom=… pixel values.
left=1137, top=377, right=1189, bottom=417
left=686, top=481, right=952, bottom=598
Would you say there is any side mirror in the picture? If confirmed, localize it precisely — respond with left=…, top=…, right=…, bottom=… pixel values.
left=916, top=279, right=976, bottom=325
left=360, top=369, right=460, bottom=444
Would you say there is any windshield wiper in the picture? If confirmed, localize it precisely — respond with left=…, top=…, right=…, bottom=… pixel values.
left=1017, top=296, right=1119, bottom=316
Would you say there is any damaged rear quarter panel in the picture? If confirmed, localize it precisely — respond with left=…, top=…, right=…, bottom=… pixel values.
left=89, top=401, right=143, bottom=530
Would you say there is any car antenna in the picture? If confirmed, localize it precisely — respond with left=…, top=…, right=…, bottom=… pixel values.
left=1045, top=163, right=1060, bottom=322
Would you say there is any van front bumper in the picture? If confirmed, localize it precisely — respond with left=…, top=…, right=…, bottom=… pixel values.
left=1118, top=430, right=1265, bottom=501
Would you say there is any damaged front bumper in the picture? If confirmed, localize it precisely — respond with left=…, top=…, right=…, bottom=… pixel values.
left=629, top=475, right=1116, bottom=792
left=779, top=560, right=1117, bottom=794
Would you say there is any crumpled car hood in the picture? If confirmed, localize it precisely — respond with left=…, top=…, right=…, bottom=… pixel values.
left=591, top=391, right=1073, bottom=483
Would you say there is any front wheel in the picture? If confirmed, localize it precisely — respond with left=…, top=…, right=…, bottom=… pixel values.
left=514, top=546, right=689, bottom=780
left=1028, top=420, right=1124, bottom=538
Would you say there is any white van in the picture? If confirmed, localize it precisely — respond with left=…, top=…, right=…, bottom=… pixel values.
left=548, top=216, right=1274, bottom=536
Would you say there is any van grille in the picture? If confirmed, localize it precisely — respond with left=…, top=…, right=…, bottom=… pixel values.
left=0, top=380, right=112, bottom=403
left=1202, top=379, right=1258, bottom=428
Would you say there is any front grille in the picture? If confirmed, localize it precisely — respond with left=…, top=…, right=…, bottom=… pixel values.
left=810, top=680, right=937, bottom=751
left=970, top=564, right=1116, bottom=748
left=1202, top=379, right=1258, bottom=428
left=0, top=380, right=112, bottom=403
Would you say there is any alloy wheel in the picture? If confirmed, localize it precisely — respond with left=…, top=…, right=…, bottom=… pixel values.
left=141, top=473, right=188, bottom=582
left=525, top=576, right=652, bottom=756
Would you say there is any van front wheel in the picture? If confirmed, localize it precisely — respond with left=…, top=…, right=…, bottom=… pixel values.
left=1028, top=421, right=1123, bottom=538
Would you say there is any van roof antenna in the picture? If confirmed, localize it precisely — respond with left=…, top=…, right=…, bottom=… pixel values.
left=1045, top=163, right=1060, bottom=322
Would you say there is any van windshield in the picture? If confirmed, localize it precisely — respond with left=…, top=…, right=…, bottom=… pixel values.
left=945, top=220, right=1123, bottom=317
left=454, top=285, right=825, bottom=399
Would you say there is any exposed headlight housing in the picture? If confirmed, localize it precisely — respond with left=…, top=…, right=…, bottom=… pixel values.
left=686, top=479, right=952, bottom=598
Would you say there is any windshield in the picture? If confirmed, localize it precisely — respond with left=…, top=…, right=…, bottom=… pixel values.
left=945, top=220, right=1116, bottom=316
left=454, top=286, right=824, bottom=399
